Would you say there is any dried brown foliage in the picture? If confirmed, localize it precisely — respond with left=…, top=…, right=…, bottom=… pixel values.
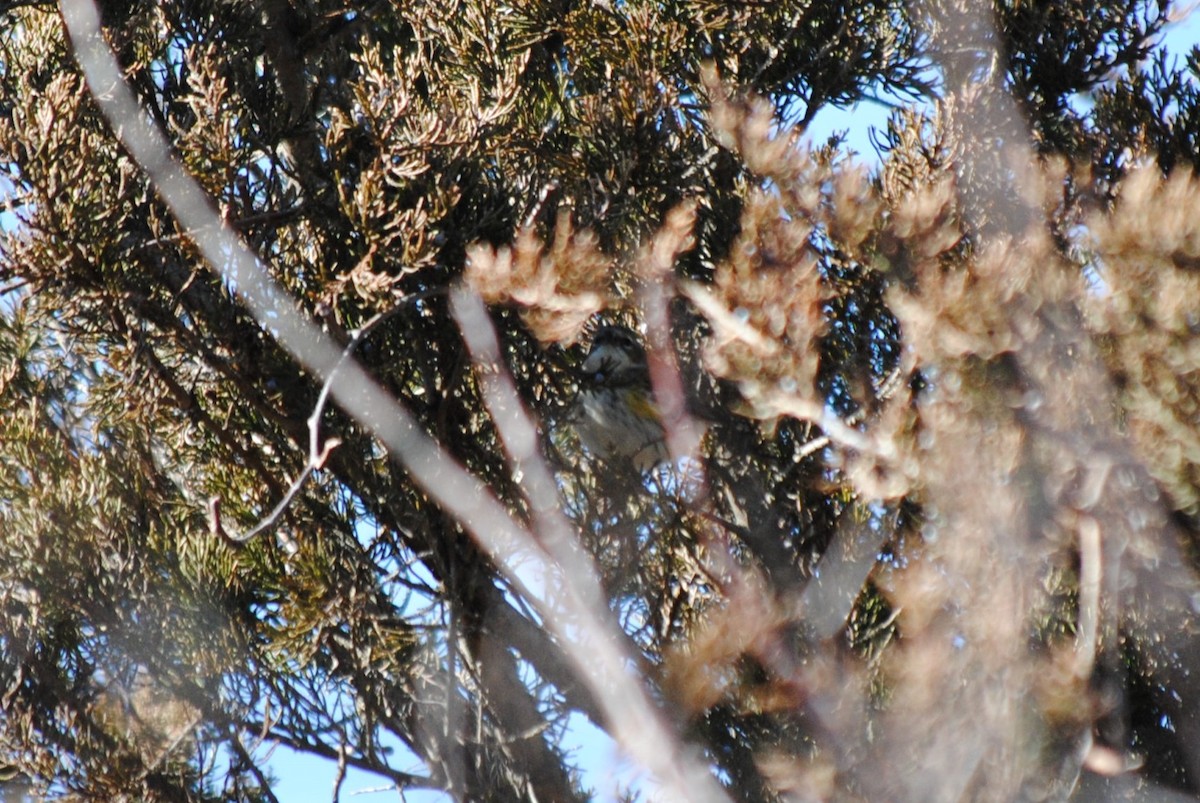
left=466, top=214, right=612, bottom=345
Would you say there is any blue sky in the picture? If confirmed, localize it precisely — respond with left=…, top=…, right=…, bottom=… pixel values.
left=805, top=5, right=1200, bottom=162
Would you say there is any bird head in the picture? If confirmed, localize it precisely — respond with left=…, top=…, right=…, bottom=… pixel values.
left=581, top=325, right=651, bottom=389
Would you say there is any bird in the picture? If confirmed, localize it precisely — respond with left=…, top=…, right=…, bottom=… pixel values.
left=573, top=324, right=671, bottom=474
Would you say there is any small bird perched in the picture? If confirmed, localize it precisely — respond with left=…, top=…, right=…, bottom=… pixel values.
left=574, top=324, right=671, bottom=474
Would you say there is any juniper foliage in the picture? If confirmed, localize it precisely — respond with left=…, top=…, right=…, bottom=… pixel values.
left=1, top=1, right=1199, bottom=800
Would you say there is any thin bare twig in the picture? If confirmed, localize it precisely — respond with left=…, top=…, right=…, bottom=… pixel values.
left=521, top=180, right=560, bottom=229
left=640, top=205, right=706, bottom=466
left=61, top=2, right=728, bottom=797
left=228, top=733, right=283, bottom=803
left=208, top=294, right=441, bottom=546
left=208, top=437, right=340, bottom=547
left=1075, top=515, right=1102, bottom=679
left=332, top=727, right=349, bottom=803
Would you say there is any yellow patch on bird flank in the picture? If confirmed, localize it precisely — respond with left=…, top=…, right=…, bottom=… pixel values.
left=626, top=391, right=661, bottom=420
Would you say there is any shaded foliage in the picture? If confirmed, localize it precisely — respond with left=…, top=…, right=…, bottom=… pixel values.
left=1, top=1, right=1199, bottom=801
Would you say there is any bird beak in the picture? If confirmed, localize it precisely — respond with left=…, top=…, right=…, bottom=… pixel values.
left=582, top=345, right=615, bottom=381
left=582, top=349, right=604, bottom=375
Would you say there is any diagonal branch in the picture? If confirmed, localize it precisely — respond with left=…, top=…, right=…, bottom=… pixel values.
left=60, top=1, right=728, bottom=798
left=452, top=287, right=730, bottom=801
